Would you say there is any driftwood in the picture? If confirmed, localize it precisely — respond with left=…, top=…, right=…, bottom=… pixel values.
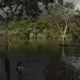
left=59, top=43, right=80, bottom=46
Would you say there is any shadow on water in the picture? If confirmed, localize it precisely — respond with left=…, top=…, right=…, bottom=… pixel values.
left=0, top=52, right=10, bottom=80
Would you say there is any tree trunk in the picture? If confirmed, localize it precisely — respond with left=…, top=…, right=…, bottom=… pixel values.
left=4, top=19, right=9, bottom=54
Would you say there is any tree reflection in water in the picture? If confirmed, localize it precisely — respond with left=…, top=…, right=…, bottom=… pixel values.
left=4, top=57, right=10, bottom=80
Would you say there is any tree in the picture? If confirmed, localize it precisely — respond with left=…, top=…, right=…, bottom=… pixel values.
left=50, top=3, right=74, bottom=43
left=39, top=0, right=64, bottom=10
left=23, top=0, right=42, bottom=19
left=0, top=0, right=23, bottom=80
left=43, top=2, right=75, bottom=57
left=0, top=0, right=23, bottom=53
left=69, top=9, right=80, bottom=42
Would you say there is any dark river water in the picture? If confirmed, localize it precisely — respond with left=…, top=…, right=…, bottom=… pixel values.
left=0, top=40, right=80, bottom=80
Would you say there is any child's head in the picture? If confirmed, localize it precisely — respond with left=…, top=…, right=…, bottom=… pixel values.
left=18, top=62, right=22, bottom=66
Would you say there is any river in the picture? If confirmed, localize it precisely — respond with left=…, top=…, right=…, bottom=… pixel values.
left=0, top=40, right=80, bottom=80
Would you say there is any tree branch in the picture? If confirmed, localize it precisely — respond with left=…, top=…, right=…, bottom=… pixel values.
left=54, top=20, right=63, bottom=35
left=13, top=2, right=21, bottom=15
left=59, top=13, right=68, bottom=35
left=0, top=0, right=8, bottom=17
left=8, top=4, right=14, bottom=16
left=59, top=11, right=73, bottom=35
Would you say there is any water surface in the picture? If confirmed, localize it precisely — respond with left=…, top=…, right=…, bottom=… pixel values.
left=0, top=40, right=80, bottom=80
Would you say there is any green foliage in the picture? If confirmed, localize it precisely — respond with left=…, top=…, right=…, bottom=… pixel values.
left=0, top=0, right=42, bottom=20
left=1, top=1, right=80, bottom=43
left=7, top=17, right=72, bottom=42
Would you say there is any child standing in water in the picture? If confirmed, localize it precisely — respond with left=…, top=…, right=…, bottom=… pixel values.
left=16, top=62, right=22, bottom=80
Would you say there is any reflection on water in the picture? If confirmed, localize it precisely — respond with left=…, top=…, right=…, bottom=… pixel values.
left=4, top=57, right=10, bottom=80
left=0, top=40, right=80, bottom=80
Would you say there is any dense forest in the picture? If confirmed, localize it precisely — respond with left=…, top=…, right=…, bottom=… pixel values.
left=0, top=0, right=80, bottom=51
